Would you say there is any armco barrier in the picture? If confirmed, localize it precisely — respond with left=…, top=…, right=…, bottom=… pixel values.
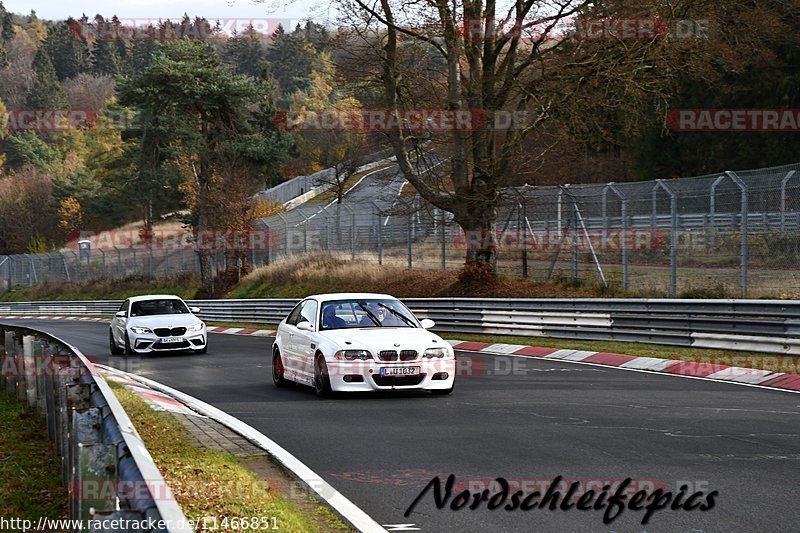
left=2, top=298, right=800, bottom=354
left=0, top=324, right=191, bottom=532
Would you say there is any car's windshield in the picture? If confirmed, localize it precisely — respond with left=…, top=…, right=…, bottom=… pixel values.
left=130, top=299, right=189, bottom=317
left=319, top=299, right=418, bottom=330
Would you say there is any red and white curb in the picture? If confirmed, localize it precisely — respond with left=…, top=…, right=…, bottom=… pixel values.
left=206, top=326, right=275, bottom=337
left=0, top=316, right=276, bottom=336
left=446, top=340, right=800, bottom=394
left=97, top=364, right=388, bottom=533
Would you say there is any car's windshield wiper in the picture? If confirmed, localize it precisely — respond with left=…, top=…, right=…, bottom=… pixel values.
left=356, top=302, right=382, bottom=327
left=377, top=303, right=415, bottom=327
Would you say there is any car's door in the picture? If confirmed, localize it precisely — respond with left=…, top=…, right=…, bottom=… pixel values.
left=280, top=302, right=305, bottom=381
left=293, top=299, right=319, bottom=381
left=112, top=300, right=129, bottom=345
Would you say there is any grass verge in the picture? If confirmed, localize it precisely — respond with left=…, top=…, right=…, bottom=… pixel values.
left=0, top=275, right=200, bottom=302
left=108, top=383, right=351, bottom=532
left=0, top=391, right=66, bottom=520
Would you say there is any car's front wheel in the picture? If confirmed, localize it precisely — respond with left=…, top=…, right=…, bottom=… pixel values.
left=124, top=332, right=134, bottom=357
left=109, top=330, right=123, bottom=356
left=272, top=349, right=289, bottom=387
left=314, top=354, right=332, bottom=397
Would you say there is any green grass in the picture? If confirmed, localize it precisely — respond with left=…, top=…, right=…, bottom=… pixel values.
left=0, top=391, right=66, bottom=520
left=109, top=383, right=351, bottom=532
left=0, top=275, right=199, bottom=302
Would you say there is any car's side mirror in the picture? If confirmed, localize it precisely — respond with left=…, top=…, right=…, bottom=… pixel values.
left=420, top=318, right=435, bottom=329
left=190, top=306, right=200, bottom=314
left=115, top=311, right=127, bottom=318
left=296, top=320, right=314, bottom=332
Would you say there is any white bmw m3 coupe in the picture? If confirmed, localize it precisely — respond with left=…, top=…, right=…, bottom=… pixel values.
left=272, top=293, right=456, bottom=396
left=109, top=295, right=207, bottom=355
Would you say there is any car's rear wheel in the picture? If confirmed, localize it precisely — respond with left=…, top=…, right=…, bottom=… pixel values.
left=124, top=332, right=134, bottom=357
left=314, top=354, right=332, bottom=397
left=272, top=350, right=289, bottom=387
left=109, top=330, right=123, bottom=356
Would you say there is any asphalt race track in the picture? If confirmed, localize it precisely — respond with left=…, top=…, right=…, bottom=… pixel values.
left=4, top=319, right=800, bottom=532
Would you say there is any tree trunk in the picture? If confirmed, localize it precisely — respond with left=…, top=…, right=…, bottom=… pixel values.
left=455, top=197, right=498, bottom=271
left=196, top=116, right=214, bottom=296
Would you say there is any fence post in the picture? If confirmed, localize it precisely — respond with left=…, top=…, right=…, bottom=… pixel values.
left=780, top=170, right=796, bottom=237
left=407, top=213, right=413, bottom=269
left=604, top=183, right=628, bottom=291
left=653, top=180, right=678, bottom=296
left=711, top=172, right=749, bottom=296
left=441, top=209, right=447, bottom=271
left=351, top=210, right=357, bottom=261
left=376, top=208, right=383, bottom=265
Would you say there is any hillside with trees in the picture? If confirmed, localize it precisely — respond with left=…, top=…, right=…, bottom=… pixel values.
left=1, top=0, right=799, bottom=276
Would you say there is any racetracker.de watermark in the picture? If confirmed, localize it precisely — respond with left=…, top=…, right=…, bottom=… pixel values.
left=68, top=229, right=277, bottom=252
left=667, top=109, right=800, bottom=131
left=67, top=18, right=307, bottom=41
left=458, top=17, right=710, bottom=41
left=452, top=229, right=667, bottom=252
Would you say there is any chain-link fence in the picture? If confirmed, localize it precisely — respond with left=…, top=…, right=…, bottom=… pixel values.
left=3, top=161, right=800, bottom=297
left=257, top=161, right=800, bottom=298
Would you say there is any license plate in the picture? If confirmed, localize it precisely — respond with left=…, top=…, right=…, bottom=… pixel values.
left=380, top=366, right=420, bottom=376
left=160, top=337, right=182, bottom=344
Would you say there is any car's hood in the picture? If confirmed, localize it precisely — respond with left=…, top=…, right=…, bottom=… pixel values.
left=319, top=327, right=446, bottom=352
left=127, top=315, right=202, bottom=328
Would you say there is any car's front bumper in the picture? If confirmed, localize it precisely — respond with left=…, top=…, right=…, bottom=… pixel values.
left=129, top=332, right=206, bottom=353
left=326, top=359, right=456, bottom=392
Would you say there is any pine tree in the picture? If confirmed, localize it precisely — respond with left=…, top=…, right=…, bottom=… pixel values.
left=26, top=46, right=68, bottom=108
left=222, top=25, right=264, bottom=78
left=44, top=19, right=91, bottom=81
left=92, top=16, right=119, bottom=76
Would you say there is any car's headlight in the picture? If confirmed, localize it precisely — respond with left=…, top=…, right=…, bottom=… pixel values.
left=130, top=327, right=153, bottom=335
left=424, top=347, right=448, bottom=358
left=188, top=322, right=204, bottom=332
left=334, top=350, right=372, bottom=361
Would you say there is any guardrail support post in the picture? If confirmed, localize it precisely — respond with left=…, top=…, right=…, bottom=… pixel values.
left=33, top=338, right=47, bottom=417
left=74, top=443, right=117, bottom=528
left=0, top=330, right=6, bottom=390
left=23, top=334, right=37, bottom=408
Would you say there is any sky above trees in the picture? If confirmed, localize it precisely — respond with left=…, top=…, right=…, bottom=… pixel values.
left=4, top=0, right=326, bottom=22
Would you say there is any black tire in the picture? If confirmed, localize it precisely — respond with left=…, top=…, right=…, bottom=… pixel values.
left=314, top=354, right=332, bottom=398
left=195, top=342, right=208, bottom=355
left=109, top=330, right=124, bottom=356
left=124, top=332, right=134, bottom=357
left=272, top=350, right=289, bottom=387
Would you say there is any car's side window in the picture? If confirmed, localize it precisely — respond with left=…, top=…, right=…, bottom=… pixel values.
left=299, top=301, right=318, bottom=328
left=119, top=300, right=129, bottom=314
left=286, top=302, right=304, bottom=326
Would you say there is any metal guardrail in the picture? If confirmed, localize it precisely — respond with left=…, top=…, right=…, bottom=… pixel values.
left=0, top=324, right=191, bottom=532
left=2, top=298, right=800, bottom=354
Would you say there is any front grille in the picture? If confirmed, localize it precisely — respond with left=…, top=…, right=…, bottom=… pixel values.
left=378, top=350, right=398, bottom=361
left=372, top=374, right=426, bottom=387
left=152, top=340, right=190, bottom=350
left=154, top=327, right=187, bottom=337
left=399, top=350, right=418, bottom=361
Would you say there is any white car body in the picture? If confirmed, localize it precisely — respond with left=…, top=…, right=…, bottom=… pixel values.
left=109, top=294, right=207, bottom=355
left=272, top=293, right=456, bottom=396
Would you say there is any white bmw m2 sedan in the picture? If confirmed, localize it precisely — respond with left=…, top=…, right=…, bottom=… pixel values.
left=109, top=295, right=207, bottom=355
left=272, top=293, right=456, bottom=397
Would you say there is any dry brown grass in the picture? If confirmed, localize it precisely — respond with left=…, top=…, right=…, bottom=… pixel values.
left=228, top=254, right=613, bottom=298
